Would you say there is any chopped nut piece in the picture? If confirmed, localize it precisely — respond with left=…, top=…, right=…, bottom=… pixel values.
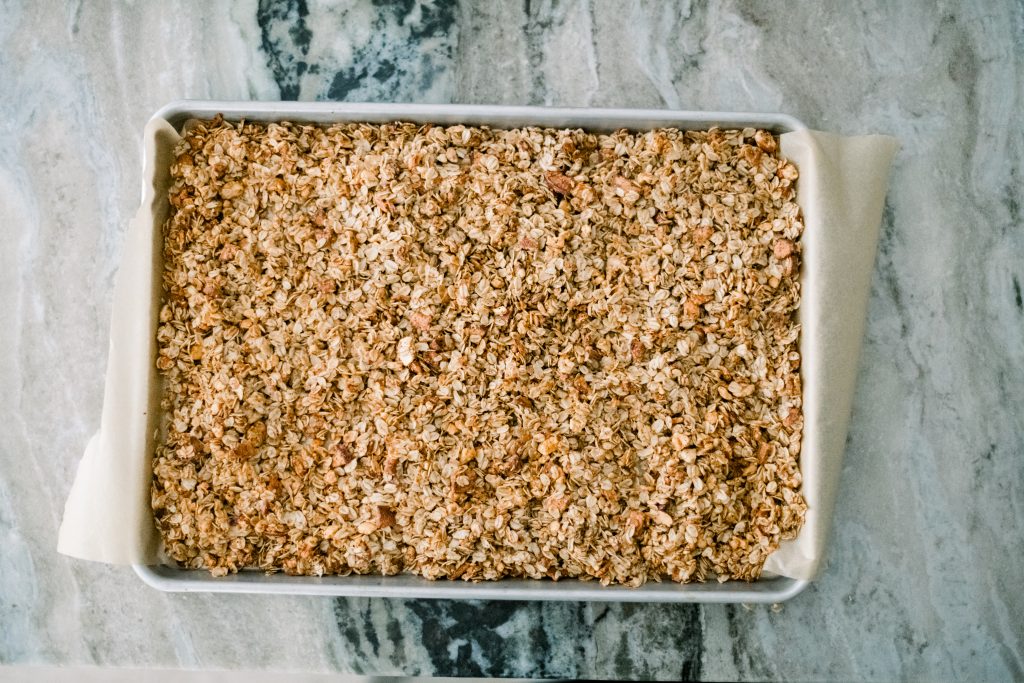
left=740, top=145, right=763, bottom=167
left=692, top=225, right=715, bottom=245
left=728, top=381, right=756, bottom=397
left=397, top=337, right=415, bottom=366
left=538, top=435, right=561, bottom=456
left=332, top=443, right=355, bottom=467
left=777, top=161, right=798, bottom=181
left=376, top=505, right=397, bottom=528
left=544, top=170, right=574, bottom=196
left=612, top=175, right=640, bottom=194
left=247, top=422, right=267, bottom=447
left=774, top=239, right=796, bottom=259
left=220, top=181, right=244, bottom=199
left=233, top=441, right=255, bottom=460
left=409, top=310, right=432, bottom=331
left=631, top=338, right=646, bottom=363
left=754, top=129, right=777, bottom=153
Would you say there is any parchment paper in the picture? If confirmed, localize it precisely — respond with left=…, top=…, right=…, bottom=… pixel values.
left=58, top=119, right=897, bottom=580
left=764, top=131, right=899, bottom=579
left=57, top=118, right=179, bottom=564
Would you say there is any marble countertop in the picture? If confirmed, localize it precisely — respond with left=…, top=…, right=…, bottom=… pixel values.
left=2, top=0, right=1021, bottom=679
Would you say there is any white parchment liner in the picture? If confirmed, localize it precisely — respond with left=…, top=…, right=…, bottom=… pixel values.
left=58, top=115, right=897, bottom=581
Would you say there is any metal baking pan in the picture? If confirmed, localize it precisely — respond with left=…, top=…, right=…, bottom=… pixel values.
left=134, top=100, right=811, bottom=603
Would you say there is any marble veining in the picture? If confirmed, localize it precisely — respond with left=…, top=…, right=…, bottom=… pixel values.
left=1, top=0, right=1022, bottom=679
left=256, top=0, right=458, bottom=102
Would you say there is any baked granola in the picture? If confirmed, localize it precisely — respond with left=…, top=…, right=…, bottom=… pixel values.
left=152, top=117, right=805, bottom=584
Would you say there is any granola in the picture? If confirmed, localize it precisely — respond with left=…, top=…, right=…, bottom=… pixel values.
left=152, top=117, right=806, bottom=584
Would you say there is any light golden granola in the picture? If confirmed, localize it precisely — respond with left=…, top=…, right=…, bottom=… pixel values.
left=152, top=117, right=805, bottom=584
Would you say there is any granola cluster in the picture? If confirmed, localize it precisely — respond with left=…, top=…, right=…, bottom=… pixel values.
left=152, top=117, right=805, bottom=584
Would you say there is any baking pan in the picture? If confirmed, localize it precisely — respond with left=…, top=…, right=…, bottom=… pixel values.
left=134, top=101, right=811, bottom=602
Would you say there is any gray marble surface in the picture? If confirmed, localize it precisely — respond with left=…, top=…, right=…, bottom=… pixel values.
left=1, top=0, right=1022, bottom=679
